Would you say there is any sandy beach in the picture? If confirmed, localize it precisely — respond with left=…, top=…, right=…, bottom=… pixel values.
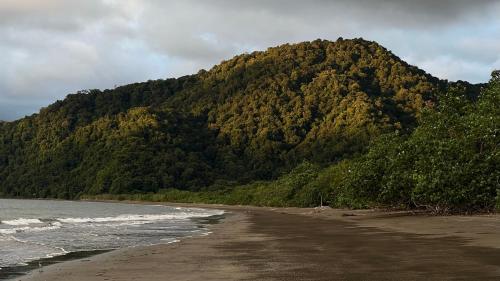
left=13, top=204, right=500, bottom=281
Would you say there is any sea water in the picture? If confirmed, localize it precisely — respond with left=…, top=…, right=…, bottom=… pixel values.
left=0, top=199, right=223, bottom=275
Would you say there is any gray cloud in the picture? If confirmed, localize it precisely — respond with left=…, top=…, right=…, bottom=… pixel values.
left=0, top=0, right=499, bottom=120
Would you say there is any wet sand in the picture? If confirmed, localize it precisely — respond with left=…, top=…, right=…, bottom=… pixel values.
left=15, top=205, right=500, bottom=281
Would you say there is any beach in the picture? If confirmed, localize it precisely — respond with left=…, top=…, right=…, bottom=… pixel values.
left=14, top=204, right=500, bottom=281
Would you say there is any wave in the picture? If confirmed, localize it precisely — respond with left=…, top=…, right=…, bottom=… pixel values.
left=56, top=210, right=224, bottom=224
left=0, top=235, right=68, bottom=269
left=1, top=218, right=44, bottom=226
left=0, top=222, right=62, bottom=235
left=0, top=202, right=223, bottom=274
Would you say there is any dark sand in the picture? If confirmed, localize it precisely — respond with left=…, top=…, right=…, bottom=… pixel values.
left=15, top=205, right=500, bottom=281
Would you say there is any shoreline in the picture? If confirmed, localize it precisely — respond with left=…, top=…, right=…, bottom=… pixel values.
left=11, top=201, right=500, bottom=280
left=1, top=203, right=225, bottom=281
left=84, top=199, right=500, bottom=249
left=0, top=250, right=110, bottom=281
left=13, top=209, right=253, bottom=281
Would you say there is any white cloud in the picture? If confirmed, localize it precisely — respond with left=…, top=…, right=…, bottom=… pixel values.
left=0, top=0, right=499, bottom=120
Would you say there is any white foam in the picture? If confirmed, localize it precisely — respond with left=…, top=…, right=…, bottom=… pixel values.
left=0, top=235, right=68, bottom=269
left=46, top=246, right=68, bottom=257
left=0, top=206, right=224, bottom=271
left=0, top=223, right=62, bottom=235
left=1, top=218, right=44, bottom=226
left=57, top=210, right=224, bottom=224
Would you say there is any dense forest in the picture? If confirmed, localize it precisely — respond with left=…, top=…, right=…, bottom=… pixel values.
left=0, top=38, right=497, bottom=212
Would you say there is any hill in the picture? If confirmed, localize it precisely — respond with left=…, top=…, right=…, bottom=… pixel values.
left=1, top=38, right=493, bottom=212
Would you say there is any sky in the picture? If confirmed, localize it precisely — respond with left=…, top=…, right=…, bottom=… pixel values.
left=1, top=0, right=499, bottom=121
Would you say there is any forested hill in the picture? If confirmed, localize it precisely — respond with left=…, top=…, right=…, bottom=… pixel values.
left=0, top=38, right=479, bottom=199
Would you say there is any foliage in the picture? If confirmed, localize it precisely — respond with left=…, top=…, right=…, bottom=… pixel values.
left=0, top=38, right=450, bottom=198
left=86, top=73, right=499, bottom=213
left=1, top=39, right=496, bottom=213
left=321, top=74, right=499, bottom=213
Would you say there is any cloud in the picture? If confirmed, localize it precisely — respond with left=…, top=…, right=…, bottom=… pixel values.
left=0, top=0, right=499, bottom=120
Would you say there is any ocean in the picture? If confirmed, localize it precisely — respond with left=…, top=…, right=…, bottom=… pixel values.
left=0, top=199, right=223, bottom=278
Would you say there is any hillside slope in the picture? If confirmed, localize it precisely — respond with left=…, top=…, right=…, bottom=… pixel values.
left=0, top=38, right=475, bottom=198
